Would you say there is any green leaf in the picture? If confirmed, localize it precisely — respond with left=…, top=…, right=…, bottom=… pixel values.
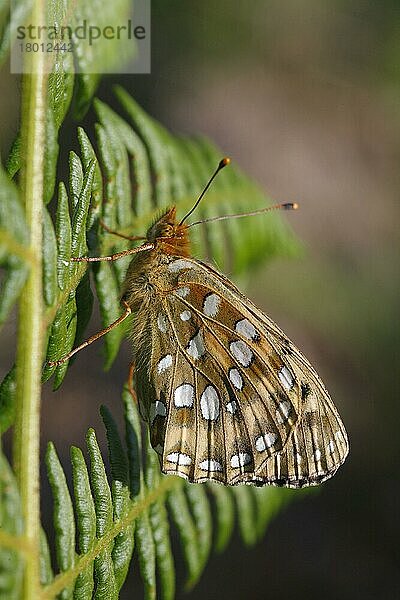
left=70, top=446, right=96, bottom=600
left=145, top=444, right=175, bottom=600
left=233, top=485, right=258, bottom=547
left=42, top=107, right=59, bottom=205
left=46, top=0, right=75, bottom=130
left=45, top=442, right=76, bottom=599
left=40, top=528, right=54, bottom=586
left=167, top=483, right=202, bottom=589
left=100, top=405, right=134, bottom=591
left=185, top=484, right=212, bottom=575
left=5, top=135, right=22, bottom=179
left=123, top=389, right=142, bottom=498
left=52, top=297, right=77, bottom=389
left=86, top=429, right=118, bottom=600
left=71, top=160, right=96, bottom=257
left=77, top=128, right=103, bottom=230
left=135, top=511, right=157, bottom=600
left=123, top=395, right=157, bottom=599
left=0, top=450, right=24, bottom=600
left=74, top=272, right=94, bottom=348
left=208, top=483, right=235, bottom=553
left=69, top=152, right=84, bottom=211
left=93, top=101, right=151, bottom=218
left=93, top=261, right=127, bottom=370
left=94, top=100, right=132, bottom=229
left=86, top=429, right=113, bottom=537
left=0, top=366, right=16, bottom=434
left=55, top=182, right=72, bottom=291
left=115, top=86, right=171, bottom=207
left=42, top=208, right=58, bottom=307
left=0, top=164, right=28, bottom=329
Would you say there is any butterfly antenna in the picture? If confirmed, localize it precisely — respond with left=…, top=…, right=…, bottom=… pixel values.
left=179, top=157, right=231, bottom=226
left=187, top=201, right=299, bottom=228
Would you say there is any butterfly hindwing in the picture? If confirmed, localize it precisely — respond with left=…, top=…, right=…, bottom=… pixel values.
left=135, top=256, right=348, bottom=487
left=259, top=344, right=349, bottom=487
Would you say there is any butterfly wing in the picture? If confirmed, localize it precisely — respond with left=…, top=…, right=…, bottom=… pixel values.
left=253, top=351, right=349, bottom=487
left=134, top=257, right=348, bottom=487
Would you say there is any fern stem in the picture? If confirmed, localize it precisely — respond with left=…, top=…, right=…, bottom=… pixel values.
left=12, top=0, right=48, bottom=596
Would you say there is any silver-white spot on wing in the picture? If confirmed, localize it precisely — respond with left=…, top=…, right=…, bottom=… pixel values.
left=203, top=293, right=221, bottom=317
left=255, top=432, right=278, bottom=452
left=149, top=401, right=167, bottom=423
left=176, top=286, right=190, bottom=298
left=278, top=366, right=294, bottom=391
left=180, top=310, right=191, bottom=321
left=230, top=340, right=253, bottom=367
left=226, top=401, right=237, bottom=415
left=230, top=453, right=252, bottom=468
left=199, top=459, right=223, bottom=472
left=157, top=354, right=173, bottom=374
left=229, top=368, right=243, bottom=390
left=186, top=331, right=205, bottom=359
left=168, top=259, right=194, bottom=272
left=166, top=452, right=192, bottom=466
left=157, top=313, right=168, bottom=333
left=275, top=400, right=291, bottom=423
left=235, top=318, right=258, bottom=341
left=327, top=440, right=335, bottom=454
left=200, top=385, right=220, bottom=420
left=174, top=383, right=194, bottom=408
left=335, top=430, right=345, bottom=444
left=276, top=453, right=281, bottom=479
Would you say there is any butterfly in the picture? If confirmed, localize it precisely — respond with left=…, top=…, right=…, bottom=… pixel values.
left=50, top=158, right=349, bottom=487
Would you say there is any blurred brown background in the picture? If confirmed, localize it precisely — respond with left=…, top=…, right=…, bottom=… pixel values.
left=1, top=1, right=399, bottom=598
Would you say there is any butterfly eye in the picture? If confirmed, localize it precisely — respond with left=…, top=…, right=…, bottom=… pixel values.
left=156, top=223, right=174, bottom=239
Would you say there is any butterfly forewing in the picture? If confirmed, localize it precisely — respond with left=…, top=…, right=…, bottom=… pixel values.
left=133, top=255, right=348, bottom=486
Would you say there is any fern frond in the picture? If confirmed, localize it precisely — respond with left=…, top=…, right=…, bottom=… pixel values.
left=0, top=164, right=29, bottom=330
left=39, top=390, right=298, bottom=599
left=0, top=450, right=24, bottom=599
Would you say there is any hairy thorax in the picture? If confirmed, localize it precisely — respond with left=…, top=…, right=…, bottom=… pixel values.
left=123, top=249, right=186, bottom=375
left=121, top=206, right=191, bottom=360
left=122, top=248, right=181, bottom=311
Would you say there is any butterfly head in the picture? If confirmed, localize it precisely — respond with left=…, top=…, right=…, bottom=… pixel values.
left=144, top=159, right=231, bottom=258
left=146, top=207, right=190, bottom=257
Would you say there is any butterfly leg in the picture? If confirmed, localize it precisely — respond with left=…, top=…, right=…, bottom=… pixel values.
left=127, top=361, right=138, bottom=403
left=47, top=300, right=132, bottom=367
left=70, top=241, right=154, bottom=262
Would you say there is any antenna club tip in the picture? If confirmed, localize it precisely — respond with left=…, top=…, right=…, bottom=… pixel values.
left=283, top=202, right=299, bottom=210
left=219, top=157, right=231, bottom=168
